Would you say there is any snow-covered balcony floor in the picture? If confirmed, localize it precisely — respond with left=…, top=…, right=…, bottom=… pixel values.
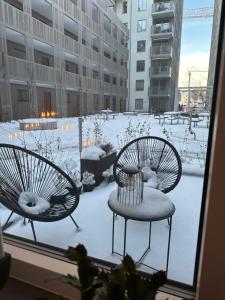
left=0, top=173, right=203, bottom=286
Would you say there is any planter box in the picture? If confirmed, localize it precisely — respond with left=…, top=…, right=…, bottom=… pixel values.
left=81, top=151, right=117, bottom=186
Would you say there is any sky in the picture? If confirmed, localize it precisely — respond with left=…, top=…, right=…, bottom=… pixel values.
left=179, top=0, right=215, bottom=86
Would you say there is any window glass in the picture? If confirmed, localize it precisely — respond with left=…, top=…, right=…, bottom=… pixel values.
left=135, top=98, right=143, bottom=109
left=113, top=24, right=118, bottom=39
left=92, top=2, right=99, bottom=23
left=138, top=0, right=147, bottom=11
left=136, top=60, right=145, bottom=72
left=137, top=40, right=146, bottom=52
left=136, top=80, right=144, bottom=91
left=122, top=1, right=127, bottom=14
left=17, top=89, right=28, bottom=102
left=137, top=19, right=147, bottom=32
left=104, top=15, right=111, bottom=34
left=81, top=0, right=86, bottom=12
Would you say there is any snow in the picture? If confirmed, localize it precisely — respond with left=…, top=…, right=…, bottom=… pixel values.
left=0, top=114, right=209, bottom=285
left=18, top=192, right=50, bottom=215
left=81, top=145, right=105, bottom=160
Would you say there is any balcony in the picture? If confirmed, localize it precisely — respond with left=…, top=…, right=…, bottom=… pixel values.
left=149, top=86, right=170, bottom=97
left=151, top=23, right=173, bottom=40
left=151, top=45, right=172, bottom=60
left=34, top=63, right=55, bottom=84
left=32, top=18, right=54, bottom=44
left=3, top=2, right=29, bottom=32
left=152, top=1, right=175, bottom=18
left=103, top=82, right=112, bottom=95
left=7, top=56, right=29, bottom=80
left=63, top=71, right=81, bottom=89
left=150, top=65, right=171, bottom=78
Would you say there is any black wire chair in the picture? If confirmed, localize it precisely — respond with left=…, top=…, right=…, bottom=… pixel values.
left=113, top=136, right=182, bottom=194
left=0, top=144, right=80, bottom=241
left=109, top=136, right=182, bottom=273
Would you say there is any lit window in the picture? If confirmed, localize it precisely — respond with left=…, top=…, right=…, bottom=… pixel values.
left=135, top=98, right=143, bottom=109
left=122, top=1, right=127, bottom=14
left=136, top=80, right=144, bottom=91
left=137, top=19, right=147, bottom=32
left=137, top=40, right=146, bottom=52
left=138, top=0, right=147, bottom=11
left=136, top=60, right=145, bottom=72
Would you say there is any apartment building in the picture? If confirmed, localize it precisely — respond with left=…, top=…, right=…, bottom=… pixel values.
left=114, top=0, right=183, bottom=113
left=207, top=0, right=222, bottom=109
left=0, top=0, right=128, bottom=121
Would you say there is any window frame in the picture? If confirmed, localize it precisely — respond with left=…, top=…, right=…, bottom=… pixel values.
left=137, top=19, right=147, bottom=32
left=138, top=0, right=147, bottom=11
left=135, top=98, right=144, bottom=109
left=137, top=40, right=146, bottom=52
left=136, top=60, right=145, bottom=72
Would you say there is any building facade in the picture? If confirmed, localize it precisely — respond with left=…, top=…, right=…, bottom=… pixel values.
left=114, top=0, right=183, bottom=113
left=0, top=0, right=128, bottom=121
left=207, top=0, right=222, bottom=109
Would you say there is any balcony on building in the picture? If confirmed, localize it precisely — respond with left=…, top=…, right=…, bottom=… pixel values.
left=150, top=62, right=172, bottom=78
left=64, top=15, right=79, bottom=42
left=31, top=0, right=53, bottom=27
left=33, top=39, right=54, bottom=67
left=4, top=0, right=23, bottom=11
left=151, top=41, right=172, bottom=60
left=152, top=1, right=175, bottom=19
left=6, top=28, right=26, bottom=60
left=65, top=53, right=80, bottom=75
left=5, top=28, right=28, bottom=80
left=151, top=22, right=173, bottom=40
left=149, top=79, right=170, bottom=97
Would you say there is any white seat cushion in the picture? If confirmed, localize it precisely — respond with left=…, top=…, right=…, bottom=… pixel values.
left=18, top=191, right=50, bottom=215
left=108, top=188, right=175, bottom=221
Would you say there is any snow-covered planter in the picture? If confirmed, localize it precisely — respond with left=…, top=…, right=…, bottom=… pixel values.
left=82, top=172, right=96, bottom=192
left=81, top=143, right=117, bottom=186
left=102, top=166, right=115, bottom=183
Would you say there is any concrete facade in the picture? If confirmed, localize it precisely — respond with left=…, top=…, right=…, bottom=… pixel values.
left=0, top=0, right=129, bottom=121
left=207, top=0, right=222, bottom=109
left=114, top=0, right=183, bottom=113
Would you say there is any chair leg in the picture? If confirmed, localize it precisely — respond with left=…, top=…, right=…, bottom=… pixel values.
left=30, top=221, right=37, bottom=242
left=123, top=218, right=127, bottom=257
left=112, top=212, right=115, bottom=254
left=69, top=215, right=79, bottom=229
left=167, top=218, right=171, bottom=226
left=165, top=216, right=173, bottom=276
left=2, top=211, right=14, bottom=230
left=148, top=222, right=152, bottom=249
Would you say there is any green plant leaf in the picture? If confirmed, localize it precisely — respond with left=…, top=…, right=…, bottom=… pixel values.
left=122, top=255, right=136, bottom=274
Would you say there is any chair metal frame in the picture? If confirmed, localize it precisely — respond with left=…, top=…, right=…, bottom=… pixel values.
left=0, top=144, right=80, bottom=242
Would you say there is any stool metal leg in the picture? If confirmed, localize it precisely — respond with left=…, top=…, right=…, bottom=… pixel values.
left=123, top=218, right=127, bottom=257
left=148, top=221, right=152, bottom=248
left=112, top=212, right=115, bottom=254
left=166, top=216, right=173, bottom=275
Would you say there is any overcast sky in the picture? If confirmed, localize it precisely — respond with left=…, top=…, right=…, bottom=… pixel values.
left=179, top=0, right=214, bottom=86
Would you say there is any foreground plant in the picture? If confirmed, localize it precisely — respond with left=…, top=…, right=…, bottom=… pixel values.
left=55, top=244, right=166, bottom=300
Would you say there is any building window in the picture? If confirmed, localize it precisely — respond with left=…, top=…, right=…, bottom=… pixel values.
left=136, top=60, right=145, bottom=72
left=136, top=80, right=144, bottom=91
left=104, top=15, right=111, bottom=34
left=122, top=1, right=127, bottom=14
left=137, top=19, right=147, bottom=32
left=70, top=0, right=77, bottom=5
left=81, top=0, right=86, bottom=12
left=83, top=66, right=87, bottom=76
left=137, top=40, right=146, bottom=52
left=135, top=98, right=143, bottom=109
left=92, top=3, right=99, bottom=23
left=17, top=89, right=28, bottom=102
left=104, top=74, right=110, bottom=83
left=113, top=77, right=117, bottom=85
left=113, top=24, right=118, bottom=39
left=93, top=70, right=99, bottom=79
left=138, top=0, right=147, bottom=11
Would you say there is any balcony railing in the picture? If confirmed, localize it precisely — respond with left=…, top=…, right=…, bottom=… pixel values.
left=33, top=18, right=54, bottom=44
left=63, top=71, right=81, bottom=88
left=150, top=65, right=171, bottom=77
left=152, top=1, right=175, bottom=17
left=34, top=63, right=55, bottom=83
left=63, top=34, right=81, bottom=56
left=149, top=86, right=170, bottom=96
left=63, top=0, right=81, bottom=21
left=152, top=23, right=173, bottom=36
left=3, top=2, right=29, bottom=32
left=7, top=56, right=29, bottom=79
left=151, top=45, right=172, bottom=56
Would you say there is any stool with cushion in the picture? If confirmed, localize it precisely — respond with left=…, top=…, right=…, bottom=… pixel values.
left=108, top=136, right=182, bottom=274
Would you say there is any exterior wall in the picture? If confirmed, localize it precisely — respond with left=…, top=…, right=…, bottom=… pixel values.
left=207, top=0, right=222, bottom=109
left=0, top=0, right=129, bottom=121
left=114, top=0, right=183, bottom=113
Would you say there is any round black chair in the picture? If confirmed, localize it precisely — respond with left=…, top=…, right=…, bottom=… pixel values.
left=109, top=136, right=182, bottom=274
left=113, top=136, right=182, bottom=193
left=0, top=144, right=80, bottom=241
